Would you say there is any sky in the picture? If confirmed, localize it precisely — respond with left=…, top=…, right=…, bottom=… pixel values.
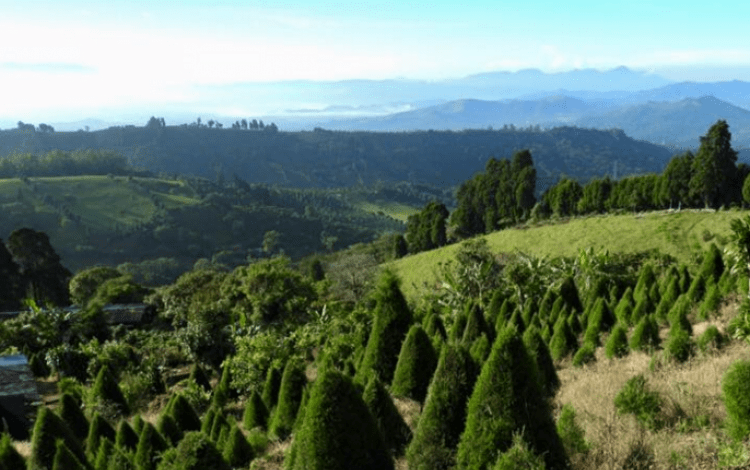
left=1, top=0, right=750, bottom=125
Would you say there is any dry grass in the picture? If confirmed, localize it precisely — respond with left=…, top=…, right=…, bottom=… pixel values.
left=392, top=396, right=422, bottom=433
left=249, top=439, right=290, bottom=470
left=556, top=298, right=750, bottom=469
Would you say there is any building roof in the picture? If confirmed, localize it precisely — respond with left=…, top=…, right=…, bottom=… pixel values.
left=0, top=355, right=41, bottom=402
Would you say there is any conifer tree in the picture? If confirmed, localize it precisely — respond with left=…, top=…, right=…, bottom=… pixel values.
left=583, top=297, right=614, bottom=345
left=87, top=412, right=116, bottom=457
left=0, top=432, right=26, bottom=470
left=634, top=264, right=657, bottom=305
left=243, top=390, right=268, bottom=430
left=722, top=360, right=750, bottom=440
left=391, top=324, right=438, bottom=403
left=58, top=392, right=89, bottom=441
left=559, top=275, right=583, bottom=313
left=406, top=344, right=477, bottom=470
left=462, top=302, right=492, bottom=344
left=201, top=407, right=218, bottom=435
left=94, top=438, right=114, bottom=470
left=455, top=326, right=567, bottom=470
left=690, top=120, right=738, bottom=208
left=222, top=424, right=254, bottom=468
left=355, top=270, right=413, bottom=385
left=115, top=419, right=139, bottom=452
left=288, top=367, right=393, bottom=470
left=167, top=393, right=201, bottom=435
left=423, top=311, right=447, bottom=344
left=157, top=432, right=231, bottom=470
left=363, top=376, right=411, bottom=456
left=614, top=287, right=635, bottom=325
left=52, top=439, right=86, bottom=470
left=31, top=407, right=85, bottom=470
left=261, top=365, right=283, bottom=410
left=549, top=314, right=576, bottom=362
left=523, top=325, right=560, bottom=399
left=630, top=315, right=661, bottom=352
left=491, top=434, right=547, bottom=470
left=604, top=323, right=630, bottom=359
left=269, top=358, right=307, bottom=440
left=92, top=365, right=129, bottom=415
left=189, top=363, right=212, bottom=393
left=449, top=311, right=468, bottom=343
left=134, top=422, right=167, bottom=470
left=157, top=413, right=182, bottom=446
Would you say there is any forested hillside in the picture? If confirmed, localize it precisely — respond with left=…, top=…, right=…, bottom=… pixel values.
left=0, top=123, right=674, bottom=191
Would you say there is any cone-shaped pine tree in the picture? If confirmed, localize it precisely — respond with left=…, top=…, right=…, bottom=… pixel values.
left=549, top=314, right=576, bottom=362
left=94, top=438, right=114, bottom=470
left=167, top=393, right=202, bottom=435
left=604, top=323, right=630, bottom=359
left=363, top=376, right=412, bottom=456
left=261, top=365, right=283, bottom=410
left=92, top=365, right=129, bottom=416
left=31, top=407, right=84, bottom=470
left=630, top=315, right=661, bottom=352
left=269, top=358, right=307, bottom=440
left=57, top=392, right=89, bottom=441
left=559, top=275, right=583, bottom=313
left=157, top=431, right=231, bottom=470
left=455, top=326, right=568, bottom=470
left=287, top=367, right=393, bottom=470
left=243, top=390, right=269, bottom=430
left=87, top=412, right=116, bottom=457
left=222, top=424, right=254, bottom=468
left=189, top=363, right=212, bottom=393
left=462, top=301, right=492, bottom=344
left=355, top=270, right=413, bottom=385
left=157, top=412, right=182, bottom=446
left=390, top=325, right=438, bottom=403
left=0, top=432, right=26, bottom=470
left=115, top=419, right=139, bottom=452
left=134, top=421, right=167, bottom=470
left=52, top=438, right=86, bottom=470
left=522, top=325, right=560, bottom=399
left=406, top=344, right=478, bottom=470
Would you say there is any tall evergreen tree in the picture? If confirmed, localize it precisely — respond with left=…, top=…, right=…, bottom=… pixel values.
left=690, top=120, right=738, bottom=208
left=269, top=358, right=307, bottom=440
left=390, top=324, right=438, bottom=403
left=405, top=201, right=450, bottom=254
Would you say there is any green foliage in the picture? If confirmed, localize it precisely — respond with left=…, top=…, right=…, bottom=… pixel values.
left=629, top=316, right=660, bottom=352
left=469, top=334, right=490, bottom=365
left=696, top=325, right=726, bottom=353
left=614, top=287, right=635, bottom=325
left=362, top=376, right=412, bottom=456
left=614, top=375, right=663, bottom=430
left=406, top=344, right=477, bottom=470
left=52, top=439, right=87, bottom=470
left=722, top=360, right=750, bottom=441
left=166, top=393, right=202, bottom=436
left=268, top=358, right=307, bottom=440
left=156, top=413, right=182, bottom=447
left=157, top=431, right=231, bottom=470
left=354, top=270, right=413, bottom=385
left=287, top=367, right=393, bottom=470
left=583, top=297, right=614, bottom=345
left=492, top=434, right=547, bottom=470
left=58, top=392, right=89, bottom=441
left=558, top=275, right=583, bottom=313
left=572, top=342, right=596, bottom=367
left=544, top=177, right=582, bottom=218
left=115, top=419, right=139, bottom=452
left=556, top=403, right=590, bottom=457
left=243, top=390, right=268, bottom=430
left=222, top=424, right=254, bottom=469
left=69, top=266, right=123, bottom=306
left=94, top=438, right=114, bottom=470
left=134, top=422, right=167, bottom=470
left=667, top=294, right=693, bottom=336
left=0, top=432, right=26, bottom=470
left=261, top=364, right=283, bottom=410
left=390, top=324, right=438, bottom=403
left=30, top=406, right=86, bottom=470
left=549, top=315, right=575, bottom=362
left=455, top=327, right=567, bottom=470
left=697, top=282, right=722, bottom=320
left=92, top=365, right=130, bottom=416
left=522, top=325, right=560, bottom=399
left=689, top=120, right=738, bottom=208
left=461, top=302, right=492, bottom=344
left=664, top=327, right=695, bottom=363
left=405, top=201, right=450, bottom=253
left=604, top=323, right=630, bottom=359
left=87, top=412, right=116, bottom=457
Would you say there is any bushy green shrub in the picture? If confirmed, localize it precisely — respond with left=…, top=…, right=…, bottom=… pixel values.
left=687, top=272, right=708, bottom=304
left=406, top=344, right=477, bottom=470
left=189, top=363, right=212, bottom=393
left=91, top=365, right=129, bottom=416
left=667, top=294, right=693, bottom=336
left=655, top=275, right=681, bottom=322
left=722, top=360, right=750, bottom=441
left=583, top=298, right=614, bottom=345
left=614, top=375, right=662, bottom=430
left=354, top=270, right=413, bottom=385
left=699, top=243, right=725, bottom=285
left=134, top=421, right=168, bottom=470
left=52, top=439, right=87, bottom=470
left=697, top=283, right=722, bottom=320
left=86, top=412, right=116, bottom=457
left=449, top=312, right=468, bottom=343
left=549, top=315, right=575, bottom=362
left=30, top=406, right=87, bottom=470
left=390, top=324, right=438, bottom=403
left=115, top=418, right=139, bottom=452
left=455, top=327, right=567, bottom=470
left=243, top=390, right=268, bottom=430
left=363, top=376, right=411, bottom=456
left=572, top=342, right=596, bottom=367
left=634, top=264, right=657, bottom=305
left=261, top=364, right=283, bottom=410
left=157, top=431, right=231, bottom=470
left=556, top=403, right=590, bottom=457
left=697, top=325, right=726, bottom=353
left=629, top=316, right=660, bottom=352
left=462, top=302, right=491, bottom=344
left=287, top=367, right=393, bottom=470
left=0, top=432, right=26, bottom=470
left=492, top=434, right=547, bottom=470
left=469, top=334, right=490, bottom=365
left=167, top=393, right=202, bottom=435
left=559, top=275, right=583, bottom=313
left=268, top=358, right=307, bottom=440
left=614, top=287, right=634, bottom=325
left=423, top=311, right=447, bottom=345
left=604, top=323, right=630, bottom=359
left=629, top=297, right=651, bottom=327
left=157, top=412, right=182, bottom=446
left=94, top=437, right=114, bottom=470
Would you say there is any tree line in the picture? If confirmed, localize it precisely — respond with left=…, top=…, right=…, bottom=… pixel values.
left=0, top=149, right=136, bottom=178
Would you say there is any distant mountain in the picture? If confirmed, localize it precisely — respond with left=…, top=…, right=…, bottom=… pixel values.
left=574, top=96, right=750, bottom=148
left=317, top=96, right=603, bottom=131
left=627, top=80, right=750, bottom=109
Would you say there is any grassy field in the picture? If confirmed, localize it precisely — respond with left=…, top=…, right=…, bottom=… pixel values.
left=350, top=198, right=420, bottom=222
left=391, top=209, right=747, bottom=302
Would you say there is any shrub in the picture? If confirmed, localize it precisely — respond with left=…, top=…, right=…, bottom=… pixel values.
left=201, top=406, right=218, bottom=435
left=522, top=326, right=560, bottom=399
left=52, top=439, right=87, bottom=470
left=168, top=393, right=202, bottom=435
left=667, top=294, right=693, bottom=336
left=189, top=363, right=212, bottom=393
left=492, top=434, right=547, bottom=470
left=30, top=407, right=86, bottom=470
left=614, top=375, right=662, bottom=430
left=157, top=431, right=231, bottom=470
left=697, top=283, right=722, bottom=320
left=629, top=316, right=660, bottom=352
left=629, top=297, right=650, bottom=326
left=94, top=437, right=114, bottom=470
left=222, top=424, right=254, bottom=468
left=583, top=298, right=614, bottom=345
left=558, top=275, right=583, bottom=313
left=699, top=243, right=725, bottom=284
left=572, top=342, right=596, bottom=367
left=687, top=273, right=708, bottom=304
left=363, top=376, right=411, bottom=456
left=86, top=412, right=116, bottom=457
left=261, top=364, right=283, bottom=410
left=556, top=403, right=589, bottom=457
left=614, top=287, right=634, bottom=325
left=268, top=358, right=307, bottom=440
left=462, top=302, right=492, bottom=344
left=549, top=315, right=575, bottom=362
left=242, top=390, right=268, bottom=430
left=469, top=334, right=490, bottom=365
left=697, top=325, right=726, bottom=353
left=406, top=344, right=477, bottom=470
left=722, top=360, right=750, bottom=440
left=455, top=327, right=567, bottom=470
left=134, top=422, right=168, bottom=470
left=390, top=325, right=438, bottom=403
left=634, top=264, right=656, bottom=304
left=655, top=276, right=681, bottom=321
left=604, top=323, right=630, bottom=359
left=287, top=367, right=393, bottom=470
left=157, top=412, right=182, bottom=446
left=422, top=312, right=447, bottom=344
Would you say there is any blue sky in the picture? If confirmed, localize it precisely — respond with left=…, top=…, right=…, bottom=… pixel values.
left=1, top=0, right=749, bottom=122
